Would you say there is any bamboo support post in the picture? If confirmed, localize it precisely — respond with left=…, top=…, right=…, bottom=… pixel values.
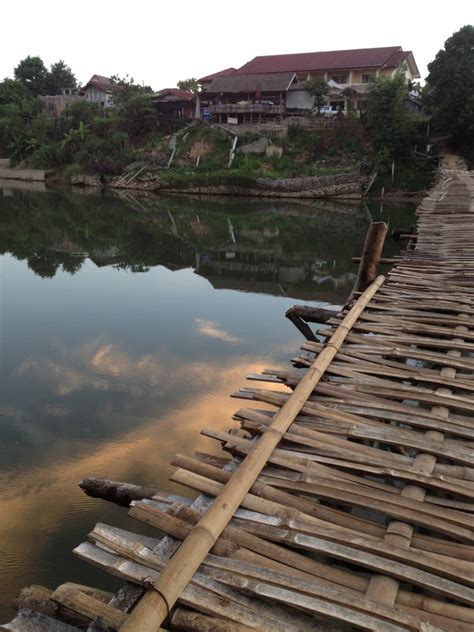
left=118, top=275, right=385, bottom=632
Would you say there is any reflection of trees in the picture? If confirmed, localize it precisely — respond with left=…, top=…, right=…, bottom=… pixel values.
left=25, top=250, right=85, bottom=278
left=0, top=188, right=389, bottom=292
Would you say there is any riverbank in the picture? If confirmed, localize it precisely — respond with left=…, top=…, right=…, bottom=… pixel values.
left=69, top=170, right=364, bottom=199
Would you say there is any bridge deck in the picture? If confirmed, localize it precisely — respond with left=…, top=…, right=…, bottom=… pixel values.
left=8, top=159, right=474, bottom=632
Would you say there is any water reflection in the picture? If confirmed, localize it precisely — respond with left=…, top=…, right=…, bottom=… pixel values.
left=0, top=185, right=415, bottom=621
left=0, top=185, right=379, bottom=298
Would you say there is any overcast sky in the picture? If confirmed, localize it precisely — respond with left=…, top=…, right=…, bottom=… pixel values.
left=2, top=1, right=471, bottom=89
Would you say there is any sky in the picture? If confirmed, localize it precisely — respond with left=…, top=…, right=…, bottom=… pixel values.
left=1, top=1, right=472, bottom=89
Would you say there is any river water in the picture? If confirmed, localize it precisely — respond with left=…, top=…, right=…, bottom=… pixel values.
left=0, top=183, right=415, bottom=620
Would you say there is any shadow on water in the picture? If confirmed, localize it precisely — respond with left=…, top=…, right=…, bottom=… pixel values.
left=0, top=183, right=417, bottom=621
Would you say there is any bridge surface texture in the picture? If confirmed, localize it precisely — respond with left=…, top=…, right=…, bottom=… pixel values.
left=6, top=157, right=474, bottom=632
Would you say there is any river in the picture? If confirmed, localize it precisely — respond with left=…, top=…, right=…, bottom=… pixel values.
left=0, top=183, right=416, bottom=620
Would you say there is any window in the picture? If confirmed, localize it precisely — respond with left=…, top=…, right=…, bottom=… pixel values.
left=362, top=74, right=374, bottom=83
left=331, top=75, right=348, bottom=84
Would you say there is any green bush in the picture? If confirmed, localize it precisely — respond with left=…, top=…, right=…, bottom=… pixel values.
left=74, top=131, right=135, bottom=175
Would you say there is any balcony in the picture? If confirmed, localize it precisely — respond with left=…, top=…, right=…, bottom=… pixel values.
left=208, top=103, right=285, bottom=114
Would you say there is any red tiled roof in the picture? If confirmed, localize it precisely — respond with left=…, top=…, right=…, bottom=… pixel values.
left=153, top=89, right=194, bottom=101
left=234, top=47, right=404, bottom=74
left=198, top=67, right=236, bottom=83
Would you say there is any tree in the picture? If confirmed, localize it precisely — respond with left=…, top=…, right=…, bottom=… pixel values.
left=425, top=25, right=474, bottom=144
left=342, top=87, right=358, bottom=114
left=177, top=78, right=199, bottom=94
left=45, top=60, right=77, bottom=94
left=304, top=78, right=330, bottom=114
left=117, top=93, right=159, bottom=138
left=366, top=70, right=421, bottom=169
left=110, top=74, right=152, bottom=106
left=0, top=78, right=34, bottom=107
left=0, top=79, right=39, bottom=157
left=14, top=56, right=48, bottom=96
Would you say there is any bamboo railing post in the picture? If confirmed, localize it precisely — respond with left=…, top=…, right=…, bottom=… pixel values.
left=118, top=275, right=385, bottom=632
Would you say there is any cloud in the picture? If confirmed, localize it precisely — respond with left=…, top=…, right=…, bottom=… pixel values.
left=194, top=318, right=240, bottom=344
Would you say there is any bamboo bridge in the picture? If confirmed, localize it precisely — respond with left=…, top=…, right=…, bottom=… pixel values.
left=5, top=156, right=474, bottom=631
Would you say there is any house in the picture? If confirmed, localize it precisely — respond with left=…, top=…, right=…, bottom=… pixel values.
left=200, top=47, right=420, bottom=120
left=40, top=89, right=83, bottom=117
left=151, top=89, right=195, bottom=125
left=82, top=75, right=117, bottom=109
left=201, top=72, right=297, bottom=124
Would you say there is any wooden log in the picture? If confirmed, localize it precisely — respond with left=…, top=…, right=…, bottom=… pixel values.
left=284, top=307, right=318, bottom=341
left=352, top=222, right=388, bottom=295
left=79, top=478, right=157, bottom=507
left=0, top=608, right=81, bottom=632
left=51, top=584, right=127, bottom=630
left=118, top=276, right=385, bottom=632
left=170, top=609, right=256, bottom=631
left=14, top=586, right=57, bottom=619
left=286, top=305, right=339, bottom=324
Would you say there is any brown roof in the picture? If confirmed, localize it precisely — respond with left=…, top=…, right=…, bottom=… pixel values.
left=83, top=74, right=114, bottom=92
left=235, top=47, right=407, bottom=75
left=153, top=89, right=194, bottom=101
left=198, top=67, right=236, bottom=83
left=385, top=50, right=420, bottom=77
left=206, top=72, right=296, bottom=94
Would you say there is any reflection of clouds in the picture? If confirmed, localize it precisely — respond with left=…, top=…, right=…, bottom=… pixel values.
left=1, top=341, right=282, bottom=613
left=195, top=318, right=240, bottom=344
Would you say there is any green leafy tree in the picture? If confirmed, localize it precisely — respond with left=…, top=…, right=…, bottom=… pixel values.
left=117, top=93, right=159, bottom=138
left=425, top=25, right=474, bottom=144
left=110, top=74, right=152, bottom=106
left=0, top=79, right=34, bottom=107
left=45, top=60, right=77, bottom=94
left=342, top=87, right=358, bottom=114
left=0, top=79, right=39, bottom=158
left=304, top=77, right=330, bottom=114
left=366, top=70, right=420, bottom=170
left=7, top=131, right=36, bottom=162
left=61, top=100, right=98, bottom=129
left=177, top=78, right=199, bottom=93
left=14, top=56, right=48, bottom=96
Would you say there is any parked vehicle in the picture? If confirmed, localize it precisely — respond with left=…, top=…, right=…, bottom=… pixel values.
left=315, top=105, right=340, bottom=117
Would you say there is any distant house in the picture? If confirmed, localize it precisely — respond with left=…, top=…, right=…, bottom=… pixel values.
left=40, top=89, right=83, bottom=117
left=151, top=89, right=195, bottom=124
left=202, top=72, right=296, bottom=124
left=200, top=47, right=420, bottom=120
left=82, top=74, right=117, bottom=109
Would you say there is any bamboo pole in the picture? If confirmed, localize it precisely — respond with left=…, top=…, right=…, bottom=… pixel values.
left=118, top=275, right=385, bottom=632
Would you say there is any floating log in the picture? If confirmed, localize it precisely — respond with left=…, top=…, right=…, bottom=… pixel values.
left=285, top=305, right=339, bottom=340
left=79, top=478, right=157, bottom=507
